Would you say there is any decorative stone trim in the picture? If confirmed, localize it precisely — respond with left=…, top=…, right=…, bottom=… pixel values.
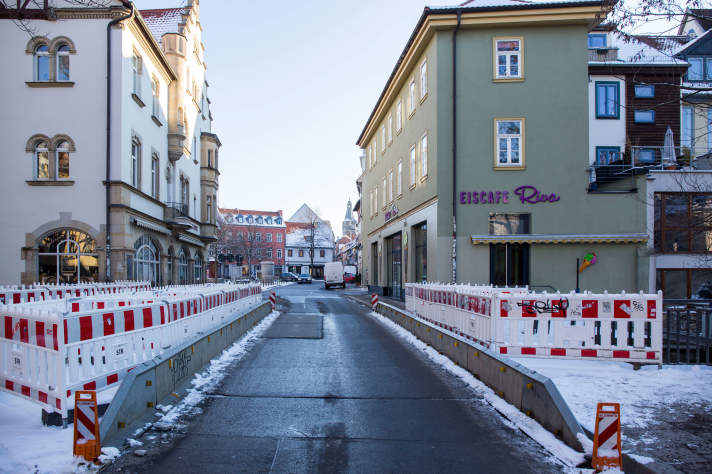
left=151, top=115, right=163, bottom=127
left=132, top=93, right=146, bottom=108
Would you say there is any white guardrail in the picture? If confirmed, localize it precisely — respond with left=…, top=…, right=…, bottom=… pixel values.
left=0, top=281, right=152, bottom=305
left=0, top=282, right=263, bottom=417
left=405, top=283, right=663, bottom=364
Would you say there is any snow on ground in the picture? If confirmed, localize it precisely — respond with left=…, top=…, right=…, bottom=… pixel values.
left=367, top=311, right=586, bottom=468
left=510, top=357, right=712, bottom=433
left=0, top=311, right=280, bottom=473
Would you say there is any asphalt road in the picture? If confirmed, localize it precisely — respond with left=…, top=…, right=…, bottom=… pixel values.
left=109, top=283, right=564, bottom=473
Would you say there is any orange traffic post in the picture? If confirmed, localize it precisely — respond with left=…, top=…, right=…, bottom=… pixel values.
left=592, top=402, right=622, bottom=472
left=73, top=390, right=101, bottom=463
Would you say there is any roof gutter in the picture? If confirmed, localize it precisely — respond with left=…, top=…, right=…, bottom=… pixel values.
left=106, top=1, right=135, bottom=282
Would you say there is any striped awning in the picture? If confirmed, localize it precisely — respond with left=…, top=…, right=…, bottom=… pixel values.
left=470, top=233, right=648, bottom=245
left=131, top=217, right=170, bottom=235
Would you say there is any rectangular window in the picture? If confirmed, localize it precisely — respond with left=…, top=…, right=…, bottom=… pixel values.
left=288, top=249, right=293, bottom=257
left=655, top=193, right=712, bottom=253
left=634, top=84, right=655, bottom=98
left=682, top=106, right=694, bottom=149
left=151, top=154, right=159, bottom=198
left=267, top=248, right=273, bottom=258
left=374, top=187, right=378, bottom=214
left=381, top=126, right=386, bottom=152
left=397, top=161, right=402, bottom=196
left=637, top=148, right=657, bottom=163
left=595, top=82, right=619, bottom=118
left=132, top=53, right=142, bottom=97
left=409, top=145, right=416, bottom=187
left=489, top=213, right=531, bottom=235
left=420, top=133, right=428, bottom=178
left=320, top=249, right=325, bottom=258
left=396, top=99, right=403, bottom=132
left=299, top=249, right=304, bottom=257
left=277, top=249, right=282, bottom=258
left=131, top=139, right=140, bottom=187
left=206, top=196, right=212, bottom=223
left=687, top=57, right=704, bottom=81
left=587, top=33, right=607, bottom=48
left=266, top=233, right=272, bottom=242
left=420, top=60, right=428, bottom=98
left=256, top=232, right=261, bottom=242
left=596, top=147, right=620, bottom=166
left=408, top=78, right=416, bottom=115
left=277, top=233, right=282, bottom=243
left=388, top=114, right=393, bottom=143
left=256, top=249, right=261, bottom=258
left=495, top=119, right=524, bottom=167
left=388, top=170, right=393, bottom=202
left=372, top=142, right=377, bottom=165
left=634, top=110, right=655, bottom=123
left=151, top=78, right=159, bottom=117
left=494, top=38, right=522, bottom=79
left=382, top=177, right=386, bottom=208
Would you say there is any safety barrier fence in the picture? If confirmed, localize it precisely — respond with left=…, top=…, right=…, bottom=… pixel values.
left=405, top=283, right=663, bottom=364
left=0, top=281, right=151, bottom=305
left=0, top=282, right=262, bottom=418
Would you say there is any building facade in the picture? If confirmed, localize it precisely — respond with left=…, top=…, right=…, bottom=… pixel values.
left=216, top=209, right=286, bottom=277
left=285, top=204, right=335, bottom=278
left=0, top=0, right=220, bottom=285
left=357, top=1, right=655, bottom=298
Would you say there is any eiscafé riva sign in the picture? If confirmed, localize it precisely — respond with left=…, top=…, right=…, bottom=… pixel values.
left=459, top=185, right=560, bottom=205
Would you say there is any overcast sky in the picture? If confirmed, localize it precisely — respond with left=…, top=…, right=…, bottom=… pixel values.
left=134, top=0, right=681, bottom=234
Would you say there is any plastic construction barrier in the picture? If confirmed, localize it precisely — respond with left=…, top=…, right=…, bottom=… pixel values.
left=0, top=282, right=262, bottom=418
left=404, top=283, right=663, bottom=364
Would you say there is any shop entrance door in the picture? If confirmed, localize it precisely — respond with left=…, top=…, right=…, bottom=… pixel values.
left=386, top=233, right=402, bottom=298
left=490, top=243, right=529, bottom=287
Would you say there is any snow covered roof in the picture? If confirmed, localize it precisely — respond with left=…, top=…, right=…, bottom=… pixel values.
left=589, top=31, right=688, bottom=67
left=139, top=7, right=188, bottom=45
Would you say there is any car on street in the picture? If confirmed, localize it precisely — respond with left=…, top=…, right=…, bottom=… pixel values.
left=297, top=273, right=312, bottom=284
left=344, top=273, right=356, bottom=284
left=280, top=272, right=298, bottom=282
left=324, top=262, right=345, bottom=289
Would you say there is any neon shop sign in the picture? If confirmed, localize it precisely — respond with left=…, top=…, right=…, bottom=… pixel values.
left=459, top=186, right=561, bottom=205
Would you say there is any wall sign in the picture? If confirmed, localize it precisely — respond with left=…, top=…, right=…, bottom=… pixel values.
left=385, top=204, right=399, bottom=221
left=459, top=185, right=560, bottom=205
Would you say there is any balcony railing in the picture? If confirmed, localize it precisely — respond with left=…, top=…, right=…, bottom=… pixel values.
left=588, top=146, right=688, bottom=192
left=165, top=201, right=189, bottom=220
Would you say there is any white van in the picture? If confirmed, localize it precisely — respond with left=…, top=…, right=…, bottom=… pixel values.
left=324, top=262, right=345, bottom=289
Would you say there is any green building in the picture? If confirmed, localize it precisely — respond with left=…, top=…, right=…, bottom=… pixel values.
left=356, top=0, right=649, bottom=297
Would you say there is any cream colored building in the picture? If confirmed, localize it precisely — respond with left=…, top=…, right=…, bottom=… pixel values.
left=0, top=0, right=220, bottom=285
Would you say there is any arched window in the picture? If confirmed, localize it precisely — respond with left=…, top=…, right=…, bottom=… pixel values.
left=56, top=44, right=70, bottom=81
left=275, top=217, right=282, bottom=225
left=178, top=248, right=188, bottom=284
left=166, top=247, right=174, bottom=285
left=35, top=45, right=49, bottom=81
left=134, top=235, right=160, bottom=285
left=38, top=229, right=98, bottom=283
left=56, top=140, right=70, bottom=179
left=35, top=140, right=50, bottom=179
left=193, top=251, right=203, bottom=283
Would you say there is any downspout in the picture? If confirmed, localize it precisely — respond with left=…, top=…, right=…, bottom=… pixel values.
left=106, top=2, right=135, bottom=282
left=451, top=9, right=462, bottom=284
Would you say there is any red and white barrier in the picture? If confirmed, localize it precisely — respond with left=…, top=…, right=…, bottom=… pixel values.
left=270, top=292, right=276, bottom=311
left=0, top=282, right=262, bottom=418
left=405, top=283, right=663, bottom=363
left=371, top=293, right=379, bottom=311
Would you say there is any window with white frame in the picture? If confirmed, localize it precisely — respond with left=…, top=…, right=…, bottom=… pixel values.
left=267, top=248, right=273, bottom=258
left=420, top=133, right=428, bottom=178
left=277, top=233, right=283, bottom=243
left=266, top=233, right=272, bottom=242
left=56, top=44, right=70, bottom=81
left=420, top=60, right=427, bottom=98
left=388, top=114, right=393, bottom=143
left=381, top=126, right=386, bottom=152
left=256, top=232, right=261, bottom=242
left=277, top=248, right=282, bottom=258
left=372, top=141, right=377, bottom=164
left=35, top=140, right=49, bottom=179
left=388, top=170, right=393, bottom=202
left=408, top=78, right=416, bottom=115
left=151, top=153, right=159, bottom=198
left=206, top=196, right=212, bottom=223
left=382, top=177, right=386, bottom=207
left=132, top=53, right=142, bottom=97
left=396, top=99, right=403, bottom=132
left=374, top=187, right=378, bottom=213
left=409, top=145, right=416, bottom=187
left=56, top=140, right=70, bottom=179
left=34, top=44, right=50, bottom=81
left=131, top=137, right=141, bottom=187
left=495, top=119, right=523, bottom=167
left=151, top=78, right=160, bottom=118
left=397, top=161, right=402, bottom=196
left=494, top=38, right=522, bottom=79
left=682, top=106, right=693, bottom=149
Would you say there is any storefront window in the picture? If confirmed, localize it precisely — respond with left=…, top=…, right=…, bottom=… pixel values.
left=134, top=235, right=160, bottom=285
left=38, top=229, right=98, bottom=284
left=655, top=193, right=712, bottom=253
left=413, top=222, right=427, bottom=282
left=489, top=213, right=530, bottom=287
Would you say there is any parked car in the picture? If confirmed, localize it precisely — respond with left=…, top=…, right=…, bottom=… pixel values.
left=297, top=273, right=312, bottom=284
left=280, top=272, right=298, bottom=282
left=344, top=273, right=356, bottom=284
left=324, top=262, right=345, bottom=289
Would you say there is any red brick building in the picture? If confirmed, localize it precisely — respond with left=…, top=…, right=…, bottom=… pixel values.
left=218, top=208, right=286, bottom=277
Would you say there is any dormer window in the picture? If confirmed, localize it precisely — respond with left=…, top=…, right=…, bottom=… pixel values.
left=587, top=34, right=607, bottom=48
left=256, top=216, right=263, bottom=224
left=266, top=216, right=272, bottom=224
left=246, top=215, right=253, bottom=223
left=237, top=215, right=244, bottom=223
left=276, top=217, right=282, bottom=225
left=688, top=29, right=697, bottom=39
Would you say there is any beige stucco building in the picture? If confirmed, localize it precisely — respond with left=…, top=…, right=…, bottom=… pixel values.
left=0, top=0, right=220, bottom=285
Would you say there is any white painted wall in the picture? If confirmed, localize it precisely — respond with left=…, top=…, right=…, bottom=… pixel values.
left=588, top=74, right=626, bottom=165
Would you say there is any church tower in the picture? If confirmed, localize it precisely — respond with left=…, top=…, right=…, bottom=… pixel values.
left=342, top=199, right=356, bottom=237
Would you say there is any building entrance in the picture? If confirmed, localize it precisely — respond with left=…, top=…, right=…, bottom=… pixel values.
left=490, top=243, right=529, bottom=287
left=385, top=233, right=402, bottom=298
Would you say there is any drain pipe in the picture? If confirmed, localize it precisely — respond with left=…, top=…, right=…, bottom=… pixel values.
left=451, top=9, right=462, bottom=284
left=106, top=2, right=135, bottom=282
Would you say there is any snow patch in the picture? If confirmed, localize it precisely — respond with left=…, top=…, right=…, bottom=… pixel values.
left=368, top=311, right=586, bottom=467
left=126, top=438, right=143, bottom=447
left=625, top=453, right=655, bottom=464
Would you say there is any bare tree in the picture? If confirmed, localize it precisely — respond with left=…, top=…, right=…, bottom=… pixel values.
left=214, top=223, right=271, bottom=278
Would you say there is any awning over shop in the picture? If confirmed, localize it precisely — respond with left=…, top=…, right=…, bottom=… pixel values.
left=178, top=233, right=204, bottom=247
left=470, top=233, right=648, bottom=245
left=131, top=217, right=170, bottom=235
